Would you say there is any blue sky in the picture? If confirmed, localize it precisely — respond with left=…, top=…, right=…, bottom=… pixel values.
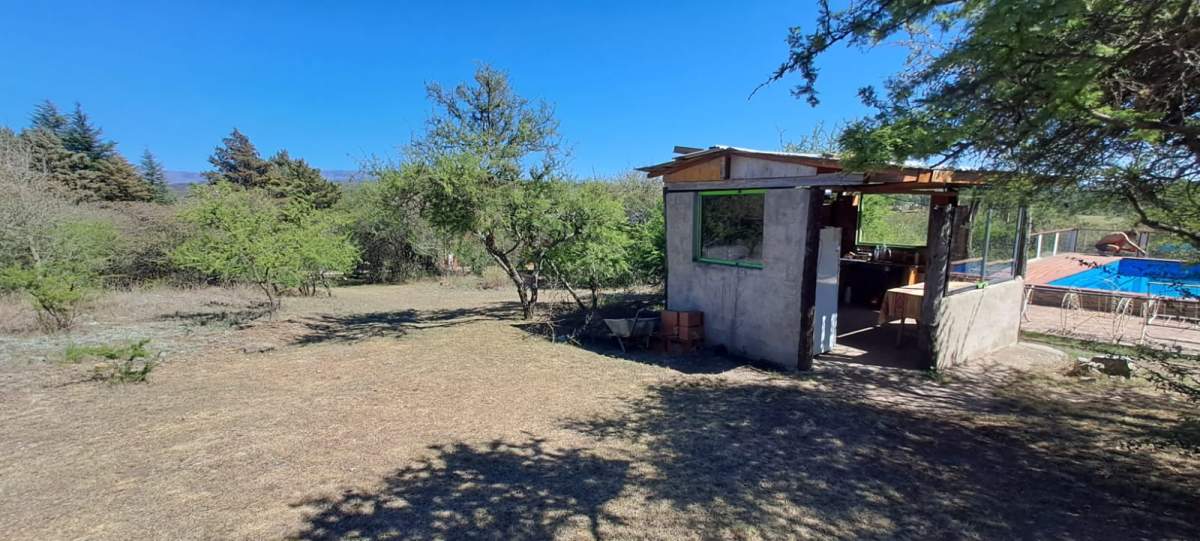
left=0, top=1, right=904, bottom=177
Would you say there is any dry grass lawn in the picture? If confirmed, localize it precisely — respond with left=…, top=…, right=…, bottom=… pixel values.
left=1, top=283, right=1198, bottom=540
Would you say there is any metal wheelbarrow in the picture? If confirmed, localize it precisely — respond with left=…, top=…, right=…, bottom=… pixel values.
left=603, top=309, right=658, bottom=353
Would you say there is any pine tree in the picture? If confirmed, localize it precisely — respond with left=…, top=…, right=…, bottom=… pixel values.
left=59, top=103, right=116, bottom=160
left=19, top=101, right=153, bottom=202
left=88, top=155, right=154, bottom=201
left=139, top=148, right=172, bottom=203
left=266, top=150, right=341, bottom=209
left=30, top=100, right=67, bottom=135
left=204, top=129, right=271, bottom=188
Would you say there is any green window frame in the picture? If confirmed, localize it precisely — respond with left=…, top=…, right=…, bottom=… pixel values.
left=694, top=189, right=766, bottom=269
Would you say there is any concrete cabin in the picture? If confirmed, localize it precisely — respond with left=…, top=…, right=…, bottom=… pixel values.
left=639, top=146, right=1030, bottom=371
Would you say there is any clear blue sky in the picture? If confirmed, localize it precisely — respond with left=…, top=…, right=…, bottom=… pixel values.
left=0, top=0, right=903, bottom=177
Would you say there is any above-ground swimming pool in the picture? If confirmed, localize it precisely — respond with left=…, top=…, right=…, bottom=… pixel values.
left=1049, top=258, right=1200, bottom=299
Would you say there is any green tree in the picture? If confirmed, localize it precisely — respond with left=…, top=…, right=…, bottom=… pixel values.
left=594, top=172, right=666, bottom=285
left=139, top=149, right=172, bottom=203
left=544, top=183, right=633, bottom=311
left=203, top=128, right=271, bottom=188
left=766, top=0, right=1200, bottom=254
left=19, top=101, right=153, bottom=202
left=83, top=154, right=154, bottom=202
left=286, top=205, right=361, bottom=296
left=399, top=65, right=571, bottom=319
left=266, top=150, right=341, bottom=209
left=336, top=178, right=445, bottom=282
left=30, top=100, right=67, bottom=134
left=172, top=183, right=358, bottom=309
left=60, top=102, right=115, bottom=160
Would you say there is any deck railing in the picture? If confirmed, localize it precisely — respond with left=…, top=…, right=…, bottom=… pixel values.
left=1028, top=228, right=1194, bottom=260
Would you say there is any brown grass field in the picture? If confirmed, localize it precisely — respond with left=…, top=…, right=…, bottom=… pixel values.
left=1, top=282, right=1198, bottom=540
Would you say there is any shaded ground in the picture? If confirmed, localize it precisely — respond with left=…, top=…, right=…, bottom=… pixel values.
left=1, top=283, right=1197, bottom=540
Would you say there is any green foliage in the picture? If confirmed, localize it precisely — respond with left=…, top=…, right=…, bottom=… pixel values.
left=203, top=129, right=271, bottom=188
left=66, top=339, right=157, bottom=384
left=64, top=341, right=133, bottom=364
left=626, top=199, right=666, bottom=285
left=1, top=265, right=89, bottom=330
left=769, top=0, right=1200, bottom=253
left=401, top=65, right=569, bottom=318
left=335, top=177, right=445, bottom=282
left=16, top=101, right=155, bottom=202
left=205, top=131, right=342, bottom=209
left=172, top=183, right=359, bottom=308
left=544, top=183, right=634, bottom=308
left=266, top=150, right=341, bottom=209
left=139, top=149, right=172, bottom=203
left=288, top=204, right=361, bottom=296
left=60, top=102, right=115, bottom=160
left=857, top=194, right=929, bottom=247
left=30, top=100, right=67, bottom=133
left=0, top=220, right=120, bottom=330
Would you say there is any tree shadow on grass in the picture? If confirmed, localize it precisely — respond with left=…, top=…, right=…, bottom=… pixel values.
left=159, top=304, right=273, bottom=328
left=292, top=302, right=523, bottom=346
left=514, top=290, right=746, bottom=375
left=291, top=374, right=1199, bottom=539
left=562, top=377, right=1200, bottom=539
left=292, top=437, right=629, bottom=540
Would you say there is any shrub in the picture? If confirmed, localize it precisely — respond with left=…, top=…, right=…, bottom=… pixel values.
left=0, top=220, right=119, bottom=331
left=1, top=135, right=122, bottom=330
left=336, top=179, right=441, bottom=282
left=99, top=201, right=189, bottom=287
left=65, top=339, right=157, bottom=384
left=1, top=265, right=90, bottom=330
left=626, top=199, right=665, bottom=285
left=172, top=183, right=359, bottom=309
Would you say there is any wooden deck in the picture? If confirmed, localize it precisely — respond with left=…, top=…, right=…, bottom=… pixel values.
left=1024, top=253, right=1119, bottom=285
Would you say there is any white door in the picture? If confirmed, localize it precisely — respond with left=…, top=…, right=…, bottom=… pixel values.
left=813, top=227, right=841, bottom=355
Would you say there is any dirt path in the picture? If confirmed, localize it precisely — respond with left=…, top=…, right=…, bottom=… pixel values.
left=1, top=284, right=1197, bottom=540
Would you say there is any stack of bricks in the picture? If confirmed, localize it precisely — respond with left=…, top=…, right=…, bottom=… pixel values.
left=658, top=310, right=704, bottom=354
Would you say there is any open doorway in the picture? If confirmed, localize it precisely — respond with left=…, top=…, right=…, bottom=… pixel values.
left=816, top=191, right=934, bottom=369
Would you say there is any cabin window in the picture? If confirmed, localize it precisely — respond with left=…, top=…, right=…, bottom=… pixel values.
left=856, top=194, right=930, bottom=247
left=695, top=190, right=765, bottom=268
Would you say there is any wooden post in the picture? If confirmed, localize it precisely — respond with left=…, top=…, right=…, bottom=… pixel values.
left=919, top=199, right=954, bottom=370
left=1013, top=206, right=1030, bottom=278
left=797, top=188, right=824, bottom=371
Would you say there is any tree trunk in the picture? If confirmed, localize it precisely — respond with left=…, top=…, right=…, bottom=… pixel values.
left=548, top=261, right=588, bottom=312
left=481, top=233, right=535, bottom=319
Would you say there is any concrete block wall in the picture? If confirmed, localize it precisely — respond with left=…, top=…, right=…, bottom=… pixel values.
left=665, top=187, right=811, bottom=370
left=933, top=278, right=1024, bottom=369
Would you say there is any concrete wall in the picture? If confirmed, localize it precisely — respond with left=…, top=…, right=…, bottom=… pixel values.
left=665, top=187, right=811, bottom=370
left=933, top=278, right=1024, bottom=369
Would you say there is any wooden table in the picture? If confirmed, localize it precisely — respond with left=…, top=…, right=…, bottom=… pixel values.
left=878, top=282, right=974, bottom=345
